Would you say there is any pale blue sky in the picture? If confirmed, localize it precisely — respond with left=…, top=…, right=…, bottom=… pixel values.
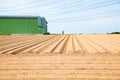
left=0, top=0, right=120, bottom=34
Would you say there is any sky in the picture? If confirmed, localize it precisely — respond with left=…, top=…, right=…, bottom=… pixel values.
left=0, top=0, right=120, bottom=34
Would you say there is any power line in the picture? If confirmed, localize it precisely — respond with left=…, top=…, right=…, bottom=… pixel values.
left=0, top=0, right=113, bottom=14
left=48, top=9, right=120, bottom=21
left=14, top=0, right=117, bottom=16
left=0, top=0, right=67, bottom=12
left=37, top=0, right=96, bottom=13
left=48, top=11, right=120, bottom=23
left=43, top=0, right=114, bottom=15
left=0, top=0, right=120, bottom=19
left=43, top=0, right=120, bottom=16
left=0, top=0, right=44, bottom=9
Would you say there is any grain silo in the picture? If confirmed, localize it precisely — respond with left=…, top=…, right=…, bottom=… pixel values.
left=0, top=16, right=48, bottom=34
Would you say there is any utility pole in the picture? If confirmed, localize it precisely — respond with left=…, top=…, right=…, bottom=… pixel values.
left=62, top=31, right=64, bottom=34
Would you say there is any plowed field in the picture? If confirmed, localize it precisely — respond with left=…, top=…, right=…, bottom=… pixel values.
left=0, top=34, right=120, bottom=80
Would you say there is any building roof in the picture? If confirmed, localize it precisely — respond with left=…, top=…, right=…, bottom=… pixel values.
left=0, top=15, right=48, bottom=23
left=0, top=16, right=41, bottom=18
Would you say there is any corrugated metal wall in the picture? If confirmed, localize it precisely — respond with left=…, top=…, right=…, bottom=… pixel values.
left=0, top=17, right=46, bottom=34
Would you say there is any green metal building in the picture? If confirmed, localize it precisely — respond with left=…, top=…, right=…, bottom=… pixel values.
left=0, top=16, right=48, bottom=34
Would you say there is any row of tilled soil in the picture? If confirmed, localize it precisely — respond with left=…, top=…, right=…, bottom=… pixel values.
left=0, top=34, right=120, bottom=55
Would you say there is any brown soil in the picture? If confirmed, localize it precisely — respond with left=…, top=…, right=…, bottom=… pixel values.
left=0, top=34, right=120, bottom=80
